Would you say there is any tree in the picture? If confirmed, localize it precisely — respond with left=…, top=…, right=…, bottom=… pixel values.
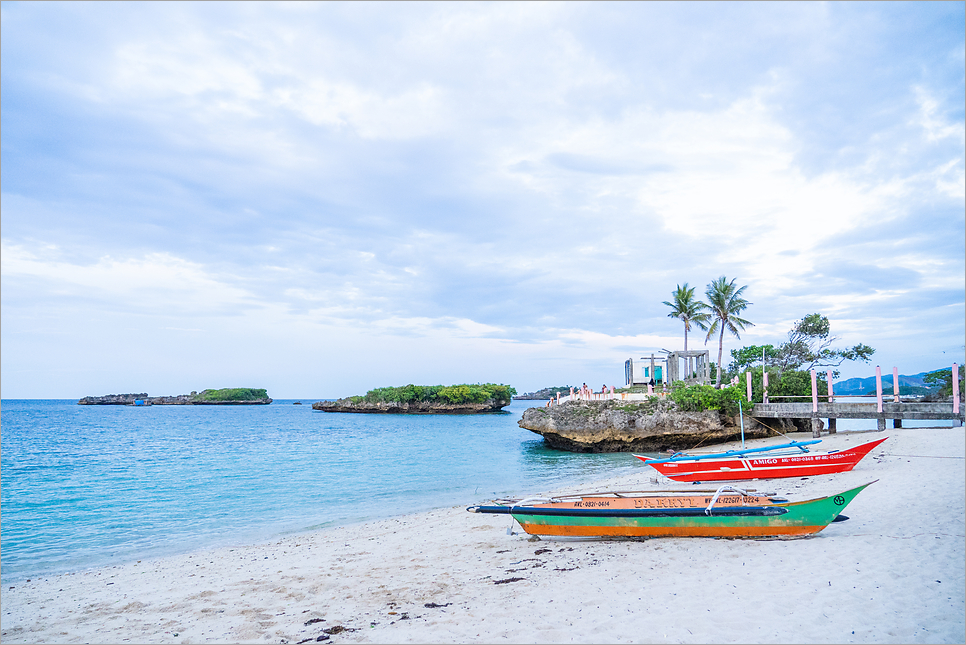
left=742, top=366, right=829, bottom=404
left=924, top=365, right=966, bottom=398
left=662, top=283, right=710, bottom=352
left=704, top=276, right=753, bottom=387
left=728, top=344, right=778, bottom=375
left=773, top=313, right=875, bottom=376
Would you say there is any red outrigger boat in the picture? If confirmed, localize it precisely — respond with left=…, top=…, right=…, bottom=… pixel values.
left=635, top=437, right=887, bottom=482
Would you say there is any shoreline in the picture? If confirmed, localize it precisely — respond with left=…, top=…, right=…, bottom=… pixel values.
left=2, top=426, right=963, bottom=644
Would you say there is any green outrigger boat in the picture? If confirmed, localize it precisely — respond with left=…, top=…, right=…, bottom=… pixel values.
left=468, top=482, right=874, bottom=538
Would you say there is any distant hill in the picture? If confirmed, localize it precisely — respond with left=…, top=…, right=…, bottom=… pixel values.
left=833, top=371, right=940, bottom=396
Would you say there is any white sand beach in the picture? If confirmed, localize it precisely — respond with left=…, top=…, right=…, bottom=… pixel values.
left=2, top=426, right=964, bottom=644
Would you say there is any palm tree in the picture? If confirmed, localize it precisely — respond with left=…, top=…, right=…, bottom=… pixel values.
left=704, top=276, right=753, bottom=387
left=663, top=283, right=710, bottom=353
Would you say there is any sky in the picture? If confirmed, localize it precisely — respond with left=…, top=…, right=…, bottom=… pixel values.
left=2, top=1, right=964, bottom=399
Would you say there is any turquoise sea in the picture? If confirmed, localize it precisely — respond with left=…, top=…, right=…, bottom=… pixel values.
left=0, top=399, right=644, bottom=584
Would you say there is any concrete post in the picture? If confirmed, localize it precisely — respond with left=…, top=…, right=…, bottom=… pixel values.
left=746, top=371, right=752, bottom=401
left=810, top=370, right=818, bottom=413
left=877, top=417, right=886, bottom=431
left=953, top=363, right=960, bottom=415
left=875, top=366, right=883, bottom=413
left=894, top=418, right=902, bottom=428
left=893, top=367, right=900, bottom=402
left=811, top=417, right=821, bottom=438
left=826, top=369, right=835, bottom=432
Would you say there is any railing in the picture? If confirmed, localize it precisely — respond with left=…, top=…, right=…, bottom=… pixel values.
left=547, top=386, right=668, bottom=407
left=748, top=364, right=959, bottom=415
left=750, top=363, right=962, bottom=436
left=544, top=363, right=963, bottom=418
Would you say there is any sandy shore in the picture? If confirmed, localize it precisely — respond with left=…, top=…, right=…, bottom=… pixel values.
left=2, top=426, right=964, bottom=644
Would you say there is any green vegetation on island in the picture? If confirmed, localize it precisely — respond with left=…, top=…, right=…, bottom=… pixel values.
left=78, top=388, right=272, bottom=405
left=190, top=388, right=270, bottom=402
left=667, top=383, right=747, bottom=416
left=348, top=383, right=517, bottom=405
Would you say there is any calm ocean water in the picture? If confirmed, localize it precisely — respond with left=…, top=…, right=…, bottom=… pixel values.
left=0, top=399, right=644, bottom=583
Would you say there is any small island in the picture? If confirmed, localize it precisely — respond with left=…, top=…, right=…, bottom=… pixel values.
left=78, top=388, right=273, bottom=405
left=512, top=386, right=572, bottom=400
left=312, top=383, right=516, bottom=414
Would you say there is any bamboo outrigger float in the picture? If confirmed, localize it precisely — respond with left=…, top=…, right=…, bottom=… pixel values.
left=468, top=482, right=874, bottom=538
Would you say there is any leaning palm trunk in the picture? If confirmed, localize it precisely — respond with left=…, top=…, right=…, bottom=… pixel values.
left=684, top=328, right=689, bottom=379
left=716, top=325, right=725, bottom=387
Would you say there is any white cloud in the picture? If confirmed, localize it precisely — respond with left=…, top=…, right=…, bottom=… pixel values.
left=485, top=83, right=908, bottom=304
left=0, top=242, right=256, bottom=315
left=2, top=2, right=963, bottom=396
left=913, top=86, right=965, bottom=143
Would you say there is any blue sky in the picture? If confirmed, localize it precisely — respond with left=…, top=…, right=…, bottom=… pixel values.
left=2, top=1, right=964, bottom=399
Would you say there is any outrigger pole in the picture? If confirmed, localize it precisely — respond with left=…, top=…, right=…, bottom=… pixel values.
left=643, top=439, right=823, bottom=464
left=739, top=398, right=745, bottom=449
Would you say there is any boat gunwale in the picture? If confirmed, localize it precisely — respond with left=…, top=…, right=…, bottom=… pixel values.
left=471, top=482, right=876, bottom=515
left=472, top=505, right=789, bottom=518
left=487, top=487, right=779, bottom=505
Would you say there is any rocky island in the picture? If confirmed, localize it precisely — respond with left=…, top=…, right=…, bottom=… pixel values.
left=313, top=383, right=515, bottom=414
left=78, top=388, right=273, bottom=405
left=518, top=397, right=813, bottom=452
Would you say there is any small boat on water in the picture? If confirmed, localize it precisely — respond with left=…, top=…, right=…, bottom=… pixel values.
left=468, top=482, right=873, bottom=538
left=634, top=437, right=888, bottom=482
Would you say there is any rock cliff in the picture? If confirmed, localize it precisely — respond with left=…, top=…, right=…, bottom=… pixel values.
left=312, top=398, right=509, bottom=414
left=518, top=399, right=814, bottom=452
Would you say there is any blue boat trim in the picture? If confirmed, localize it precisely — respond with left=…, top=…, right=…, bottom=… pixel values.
left=641, top=439, right=823, bottom=464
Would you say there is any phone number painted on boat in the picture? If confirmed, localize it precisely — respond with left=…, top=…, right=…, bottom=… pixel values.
left=750, top=454, right=844, bottom=465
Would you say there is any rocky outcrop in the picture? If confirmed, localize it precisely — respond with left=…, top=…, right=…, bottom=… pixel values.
left=312, top=398, right=510, bottom=414
left=518, top=399, right=814, bottom=452
left=78, top=393, right=272, bottom=405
